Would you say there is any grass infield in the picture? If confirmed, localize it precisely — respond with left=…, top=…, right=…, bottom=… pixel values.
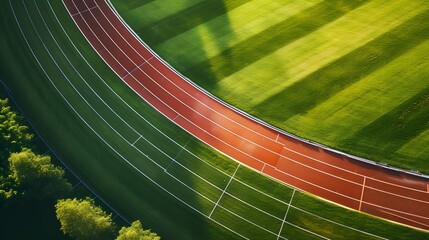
left=1, top=0, right=428, bottom=239
left=112, top=0, right=429, bottom=174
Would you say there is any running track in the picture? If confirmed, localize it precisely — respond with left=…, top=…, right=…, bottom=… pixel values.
left=64, top=0, right=429, bottom=230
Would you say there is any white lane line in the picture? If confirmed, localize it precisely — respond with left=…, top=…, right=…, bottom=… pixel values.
left=209, top=164, right=240, bottom=218
left=277, top=189, right=296, bottom=240
left=284, top=221, right=330, bottom=240
left=261, top=163, right=267, bottom=173
left=359, top=177, right=366, bottom=211
left=379, top=209, right=429, bottom=229
left=71, top=5, right=97, bottom=16
left=131, top=135, right=142, bottom=146
left=122, top=61, right=148, bottom=79
left=165, top=136, right=193, bottom=172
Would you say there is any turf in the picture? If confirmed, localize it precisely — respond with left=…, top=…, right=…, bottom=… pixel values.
left=112, top=0, right=429, bottom=174
left=1, top=0, right=428, bottom=239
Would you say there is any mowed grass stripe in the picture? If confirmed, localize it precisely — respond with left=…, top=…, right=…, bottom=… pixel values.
left=254, top=9, right=429, bottom=122
left=112, top=0, right=156, bottom=11
left=154, top=0, right=322, bottom=71
left=184, top=0, right=369, bottom=89
left=286, top=38, right=429, bottom=150
left=217, top=0, right=428, bottom=106
left=137, top=0, right=252, bottom=47
left=398, top=127, right=429, bottom=162
left=339, top=86, right=429, bottom=170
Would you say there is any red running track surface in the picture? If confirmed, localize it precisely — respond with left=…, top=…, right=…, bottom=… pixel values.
left=64, top=0, right=429, bottom=230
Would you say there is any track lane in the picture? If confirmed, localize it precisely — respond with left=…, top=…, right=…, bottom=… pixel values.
left=64, top=0, right=429, bottom=230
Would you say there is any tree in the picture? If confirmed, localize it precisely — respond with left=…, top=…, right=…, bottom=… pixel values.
left=8, top=148, right=71, bottom=199
left=116, top=220, right=160, bottom=240
left=55, top=198, right=116, bottom=240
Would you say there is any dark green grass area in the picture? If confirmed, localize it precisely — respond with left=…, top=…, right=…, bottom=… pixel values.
left=113, top=0, right=429, bottom=174
left=1, top=0, right=428, bottom=239
left=0, top=200, right=69, bottom=240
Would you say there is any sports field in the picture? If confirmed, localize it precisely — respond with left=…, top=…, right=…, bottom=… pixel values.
left=111, top=0, right=429, bottom=174
left=1, top=0, right=428, bottom=239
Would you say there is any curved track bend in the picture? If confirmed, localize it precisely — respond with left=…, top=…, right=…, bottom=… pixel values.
left=64, top=0, right=429, bottom=230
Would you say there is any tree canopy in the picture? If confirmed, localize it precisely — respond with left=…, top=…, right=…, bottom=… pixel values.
left=1, top=98, right=34, bottom=202
left=8, top=148, right=71, bottom=199
left=116, top=220, right=160, bottom=240
left=0, top=98, right=33, bottom=161
left=55, top=198, right=116, bottom=240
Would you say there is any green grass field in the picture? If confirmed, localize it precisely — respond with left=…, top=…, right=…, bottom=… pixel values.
left=1, top=0, right=428, bottom=239
left=112, top=0, right=429, bottom=174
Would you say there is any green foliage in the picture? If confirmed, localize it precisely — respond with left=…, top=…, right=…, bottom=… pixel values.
left=9, top=148, right=71, bottom=200
left=116, top=220, right=160, bottom=240
left=0, top=98, right=33, bottom=202
left=55, top=198, right=116, bottom=240
left=0, top=98, right=33, bottom=161
left=0, top=175, right=17, bottom=203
